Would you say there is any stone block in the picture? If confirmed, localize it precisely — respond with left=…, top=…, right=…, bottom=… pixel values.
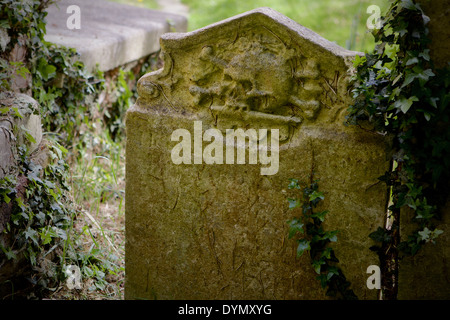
left=125, top=8, right=390, bottom=300
left=0, top=92, right=43, bottom=179
left=45, top=0, right=188, bottom=72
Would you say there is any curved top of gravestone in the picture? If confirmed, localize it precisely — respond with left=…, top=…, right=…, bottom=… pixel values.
left=160, top=7, right=358, bottom=59
left=135, top=7, right=361, bottom=140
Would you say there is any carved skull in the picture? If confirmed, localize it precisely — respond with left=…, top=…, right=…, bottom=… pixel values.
left=222, top=44, right=293, bottom=113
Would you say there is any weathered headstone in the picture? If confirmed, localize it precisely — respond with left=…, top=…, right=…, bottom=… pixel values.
left=125, top=8, right=390, bottom=300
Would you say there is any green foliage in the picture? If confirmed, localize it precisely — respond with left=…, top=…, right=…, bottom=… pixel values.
left=0, top=142, right=71, bottom=290
left=0, top=0, right=53, bottom=89
left=347, top=0, right=450, bottom=258
left=32, top=43, right=105, bottom=145
left=105, top=69, right=134, bottom=142
left=0, top=0, right=126, bottom=298
left=287, top=178, right=357, bottom=300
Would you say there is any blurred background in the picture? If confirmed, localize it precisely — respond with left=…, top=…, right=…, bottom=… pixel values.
left=109, top=0, right=389, bottom=52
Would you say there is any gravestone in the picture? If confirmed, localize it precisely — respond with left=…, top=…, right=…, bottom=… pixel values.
left=125, top=8, right=390, bottom=300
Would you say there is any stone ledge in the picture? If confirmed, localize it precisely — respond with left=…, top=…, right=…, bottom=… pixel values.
left=45, top=0, right=188, bottom=72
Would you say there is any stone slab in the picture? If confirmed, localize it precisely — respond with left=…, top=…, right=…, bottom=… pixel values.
left=126, top=7, right=391, bottom=300
left=45, top=0, right=188, bottom=72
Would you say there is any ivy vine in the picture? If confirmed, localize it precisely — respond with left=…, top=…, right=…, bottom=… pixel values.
left=32, top=43, right=105, bottom=146
left=0, top=0, right=130, bottom=298
left=287, top=177, right=357, bottom=300
left=346, top=0, right=450, bottom=298
left=0, top=140, right=74, bottom=294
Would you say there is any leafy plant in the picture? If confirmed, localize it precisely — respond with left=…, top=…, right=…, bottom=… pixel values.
left=0, top=141, right=74, bottom=295
left=0, top=0, right=125, bottom=299
left=287, top=178, right=357, bottom=300
left=32, top=43, right=105, bottom=146
left=346, top=0, right=450, bottom=299
left=104, top=68, right=134, bottom=142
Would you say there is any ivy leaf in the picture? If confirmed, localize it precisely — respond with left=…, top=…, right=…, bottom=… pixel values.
left=323, top=230, right=339, bottom=242
left=20, top=125, right=36, bottom=144
left=11, top=107, right=23, bottom=119
left=50, top=201, right=62, bottom=213
left=400, top=0, right=418, bottom=10
left=327, top=266, right=340, bottom=280
left=406, top=57, right=418, bottom=66
left=418, top=227, right=431, bottom=242
left=321, top=247, right=333, bottom=259
left=28, top=249, right=37, bottom=266
left=312, top=259, right=325, bottom=274
left=394, top=96, right=418, bottom=113
left=419, top=49, right=430, bottom=61
left=296, top=239, right=310, bottom=257
left=288, top=198, right=300, bottom=209
left=432, top=229, right=444, bottom=240
left=423, top=112, right=431, bottom=121
left=429, top=97, right=439, bottom=108
left=353, top=54, right=366, bottom=67
left=418, top=228, right=444, bottom=243
left=417, top=69, right=435, bottom=81
left=288, top=219, right=304, bottom=238
left=37, top=58, right=56, bottom=81
left=36, top=211, right=46, bottom=225
left=1, top=246, right=17, bottom=260
left=312, top=210, right=329, bottom=222
left=288, top=179, right=300, bottom=189
left=24, top=227, right=39, bottom=246
left=401, top=72, right=416, bottom=87
left=3, top=193, right=11, bottom=204
left=27, top=168, right=43, bottom=184
left=309, top=191, right=324, bottom=202
left=369, top=227, right=392, bottom=243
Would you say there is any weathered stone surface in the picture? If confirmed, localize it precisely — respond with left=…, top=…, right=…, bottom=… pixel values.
left=415, top=0, right=450, bottom=69
left=126, top=8, right=390, bottom=300
left=45, top=0, right=188, bottom=72
left=0, top=92, right=44, bottom=179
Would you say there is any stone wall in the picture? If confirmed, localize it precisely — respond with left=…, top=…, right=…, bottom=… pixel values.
left=125, top=8, right=391, bottom=300
left=45, top=0, right=187, bottom=73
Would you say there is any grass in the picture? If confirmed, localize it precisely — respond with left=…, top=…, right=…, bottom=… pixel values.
left=44, top=118, right=126, bottom=300
left=109, top=0, right=389, bottom=52
left=41, top=53, right=163, bottom=300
